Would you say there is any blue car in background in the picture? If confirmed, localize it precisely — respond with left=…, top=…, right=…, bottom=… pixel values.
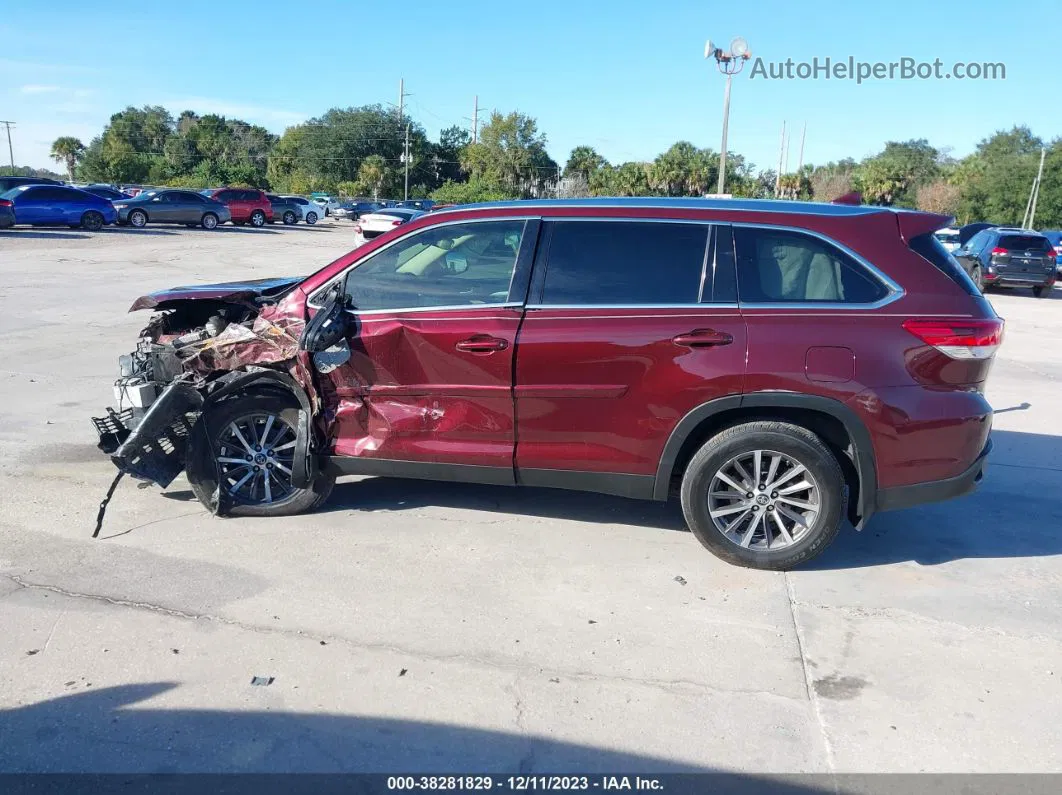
left=0, top=183, right=118, bottom=231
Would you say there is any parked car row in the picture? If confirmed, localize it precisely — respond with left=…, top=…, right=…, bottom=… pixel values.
left=352, top=207, right=426, bottom=247
left=0, top=180, right=330, bottom=232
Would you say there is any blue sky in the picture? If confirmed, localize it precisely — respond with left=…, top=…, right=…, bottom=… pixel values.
left=2, top=0, right=1057, bottom=174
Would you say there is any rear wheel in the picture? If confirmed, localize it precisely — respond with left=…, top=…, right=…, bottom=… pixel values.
left=201, top=212, right=219, bottom=230
left=128, top=209, right=148, bottom=228
left=305, top=211, right=318, bottom=225
left=1033, top=286, right=1048, bottom=298
left=680, top=421, right=845, bottom=570
left=187, top=394, right=335, bottom=517
left=283, top=210, right=296, bottom=225
left=80, top=211, right=105, bottom=231
left=249, top=210, right=266, bottom=228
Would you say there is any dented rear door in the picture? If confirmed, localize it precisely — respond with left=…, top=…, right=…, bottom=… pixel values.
left=319, top=218, right=539, bottom=473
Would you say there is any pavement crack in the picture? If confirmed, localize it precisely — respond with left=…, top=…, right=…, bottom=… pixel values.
left=5, top=574, right=806, bottom=705
left=784, top=572, right=838, bottom=784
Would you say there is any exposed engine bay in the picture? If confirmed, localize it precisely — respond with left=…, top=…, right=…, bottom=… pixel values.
left=90, top=276, right=323, bottom=523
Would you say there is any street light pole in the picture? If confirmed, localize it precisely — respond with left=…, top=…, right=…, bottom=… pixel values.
left=717, top=74, right=732, bottom=195
left=705, top=37, right=751, bottom=196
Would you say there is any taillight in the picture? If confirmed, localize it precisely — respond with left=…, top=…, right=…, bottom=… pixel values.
left=902, top=317, right=1005, bottom=360
left=1046, top=250, right=1057, bottom=262
left=990, top=247, right=1008, bottom=256
left=391, top=219, right=402, bottom=227
left=0, top=198, right=11, bottom=207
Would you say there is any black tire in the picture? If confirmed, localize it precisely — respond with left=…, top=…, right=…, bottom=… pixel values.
left=249, top=210, right=266, bottom=228
left=680, top=421, right=845, bottom=570
left=283, top=210, right=296, bottom=225
left=305, top=211, right=318, bottom=225
left=186, top=393, right=335, bottom=517
left=971, top=265, right=984, bottom=293
left=81, top=211, right=106, bottom=230
left=1033, top=286, right=1047, bottom=298
left=201, top=212, right=219, bottom=230
left=128, top=209, right=148, bottom=228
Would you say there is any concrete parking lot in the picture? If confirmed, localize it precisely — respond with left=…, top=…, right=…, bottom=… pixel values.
left=0, top=222, right=1060, bottom=776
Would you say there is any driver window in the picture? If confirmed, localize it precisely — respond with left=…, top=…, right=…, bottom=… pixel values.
left=345, top=220, right=525, bottom=310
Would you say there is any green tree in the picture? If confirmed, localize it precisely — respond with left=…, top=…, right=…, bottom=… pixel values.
left=564, top=146, right=608, bottom=181
left=854, top=139, right=939, bottom=206
left=49, top=137, right=85, bottom=181
left=460, top=111, right=557, bottom=197
left=353, top=154, right=390, bottom=199
left=431, top=175, right=515, bottom=204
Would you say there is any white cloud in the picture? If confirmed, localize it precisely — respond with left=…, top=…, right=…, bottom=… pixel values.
left=20, top=84, right=61, bottom=94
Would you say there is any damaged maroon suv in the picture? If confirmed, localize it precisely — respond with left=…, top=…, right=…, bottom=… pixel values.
left=93, top=198, right=1001, bottom=569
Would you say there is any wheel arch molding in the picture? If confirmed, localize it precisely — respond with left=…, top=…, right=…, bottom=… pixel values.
left=654, top=392, right=878, bottom=528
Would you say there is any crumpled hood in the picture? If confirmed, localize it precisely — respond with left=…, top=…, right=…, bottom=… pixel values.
left=128, top=276, right=304, bottom=312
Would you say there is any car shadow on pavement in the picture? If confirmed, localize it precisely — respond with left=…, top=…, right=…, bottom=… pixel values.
left=100, top=227, right=178, bottom=236
left=214, top=226, right=280, bottom=234
left=808, top=429, right=1062, bottom=569
left=326, top=477, right=688, bottom=532
left=0, top=683, right=834, bottom=787
left=0, top=230, right=90, bottom=240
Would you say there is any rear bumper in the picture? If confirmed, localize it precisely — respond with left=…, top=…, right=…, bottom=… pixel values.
left=984, top=272, right=1055, bottom=287
left=876, top=438, right=991, bottom=513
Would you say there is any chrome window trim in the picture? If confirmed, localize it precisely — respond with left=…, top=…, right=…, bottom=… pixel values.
left=349, top=303, right=522, bottom=317
left=307, top=215, right=538, bottom=310
left=525, top=303, right=739, bottom=310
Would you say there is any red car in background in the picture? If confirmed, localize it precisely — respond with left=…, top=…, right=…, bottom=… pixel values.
left=204, top=188, right=273, bottom=227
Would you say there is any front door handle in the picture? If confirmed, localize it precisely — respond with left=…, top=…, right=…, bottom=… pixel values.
left=456, top=336, right=508, bottom=354
left=672, top=329, right=734, bottom=348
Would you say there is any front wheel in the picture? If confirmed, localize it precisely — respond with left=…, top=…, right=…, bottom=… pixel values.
left=305, top=211, right=318, bottom=225
left=680, top=421, right=845, bottom=570
left=128, top=209, right=148, bottom=228
left=201, top=212, right=219, bottom=230
left=971, top=265, right=984, bottom=293
left=187, top=394, right=335, bottom=517
left=249, top=210, right=266, bottom=228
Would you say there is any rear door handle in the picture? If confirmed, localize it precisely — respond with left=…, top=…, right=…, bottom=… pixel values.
left=672, top=329, right=734, bottom=348
left=456, top=336, right=508, bottom=353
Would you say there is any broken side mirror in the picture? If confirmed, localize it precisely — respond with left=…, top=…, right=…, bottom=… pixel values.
left=298, top=285, right=350, bottom=353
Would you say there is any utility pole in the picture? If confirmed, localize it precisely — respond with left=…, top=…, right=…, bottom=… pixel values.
left=796, top=122, right=806, bottom=174
left=782, top=126, right=790, bottom=176
left=397, top=78, right=405, bottom=125
left=1023, top=147, right=1046, bottom=229
left=775, top=121, right=785, bottom=197
left=404, top=123, right=410, bottom=201
left=1, top=121, right=14, bottom=169
left=472, top=95, right=479, bottom=144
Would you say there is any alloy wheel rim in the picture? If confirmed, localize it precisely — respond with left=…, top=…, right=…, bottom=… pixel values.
left=707, top=449, right=820, bottom=551
left=215, top=412, right=298, bottom=505
left=131, top=212, right=145, bottom=227
left=204, top=215, right=216, bottom=228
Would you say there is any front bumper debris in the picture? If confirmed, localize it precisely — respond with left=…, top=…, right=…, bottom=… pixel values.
left=92, top=382, right=204, bottom=488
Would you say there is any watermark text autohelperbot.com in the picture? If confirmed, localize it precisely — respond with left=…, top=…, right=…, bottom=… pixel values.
left=749, top=56, right=1005, bottom=83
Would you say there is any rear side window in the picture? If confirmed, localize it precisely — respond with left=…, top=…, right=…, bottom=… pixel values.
left=734, top=227, right=888, bottom=304
left=541, top=221, right=708, bottom=305
left=215, top=190, right=235, bottom=202
left=908, top=233, right=981, bottom=296
left=998, top=235, right=1051, bottom=252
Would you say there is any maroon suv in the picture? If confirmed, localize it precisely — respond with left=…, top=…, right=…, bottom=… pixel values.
left=93, top=198, right=1001, bottom=569
left=206, top=187, right=273, bottom=227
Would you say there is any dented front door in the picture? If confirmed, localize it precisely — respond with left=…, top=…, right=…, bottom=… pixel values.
left=318, top=218, right=535, bottom=471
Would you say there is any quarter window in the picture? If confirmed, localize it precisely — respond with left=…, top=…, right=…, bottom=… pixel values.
left=734, top=227, right=887, bottom=304
left=540, top=221, right=709, bottom=305
left=345, top=220, right=526, bottom=310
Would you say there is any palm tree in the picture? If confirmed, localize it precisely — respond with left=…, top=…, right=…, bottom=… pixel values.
left=50, top=137, right=86, bottom=181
